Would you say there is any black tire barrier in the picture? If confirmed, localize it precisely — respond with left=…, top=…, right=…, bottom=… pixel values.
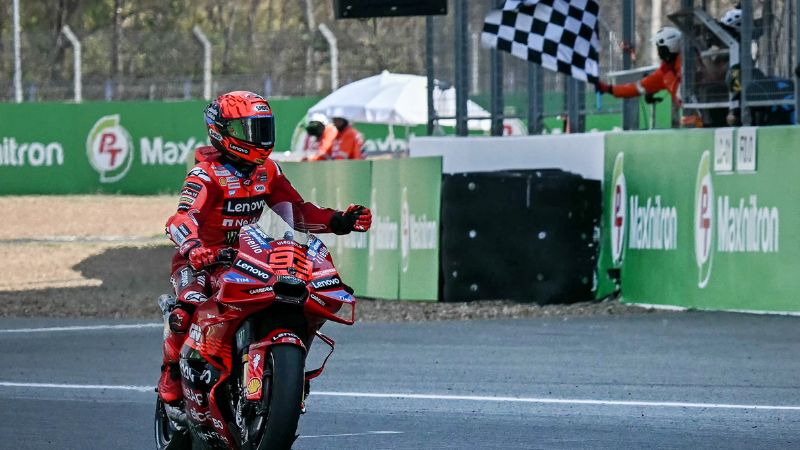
left=440, top=169, right=601, bottom=304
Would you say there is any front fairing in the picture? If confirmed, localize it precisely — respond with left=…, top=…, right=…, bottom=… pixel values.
left=214, top=202, right=356, bottom=322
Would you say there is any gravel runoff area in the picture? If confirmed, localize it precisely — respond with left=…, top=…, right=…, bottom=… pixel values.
left=0, top=195, right=658, bottom=321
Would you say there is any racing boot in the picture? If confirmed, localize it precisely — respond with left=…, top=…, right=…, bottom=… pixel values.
left=157, top=307, right=191, bottom=404
left=158, top=362, right=182, bottom=405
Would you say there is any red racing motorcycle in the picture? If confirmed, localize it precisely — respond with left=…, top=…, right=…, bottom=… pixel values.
left=154, top=203, right=357, bottom=449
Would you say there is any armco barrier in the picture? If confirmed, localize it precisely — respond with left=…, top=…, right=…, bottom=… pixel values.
left=279, top=157, right=442, bottom=301
left=0, top=98, right=318, bottom=195
left=597, top=126, right=800, bottom=312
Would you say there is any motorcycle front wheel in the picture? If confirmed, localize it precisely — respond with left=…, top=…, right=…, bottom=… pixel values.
left=246, top=344, right=305, bottom=450
left=154, top=398, right=191, bottom=450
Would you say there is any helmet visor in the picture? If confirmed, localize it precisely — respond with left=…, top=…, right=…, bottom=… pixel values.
left=224, top=116, right=275, bottom=147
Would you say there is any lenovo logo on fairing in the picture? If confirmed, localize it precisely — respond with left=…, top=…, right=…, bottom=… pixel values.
left=223, top=196, right=268, bottom=216
left=234, top=259, right=271, bottom=282
left=310, top=276, right=341, bottom=289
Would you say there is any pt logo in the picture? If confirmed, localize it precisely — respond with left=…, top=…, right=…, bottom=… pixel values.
left=694, top=150, right=714, bottom=288
left=610, top=152, right=627, bottom=266
left=86, top=114, right=134, bottom=183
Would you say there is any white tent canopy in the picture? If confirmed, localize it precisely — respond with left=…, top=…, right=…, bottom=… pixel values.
left=306, top=71, right=523, bottom=133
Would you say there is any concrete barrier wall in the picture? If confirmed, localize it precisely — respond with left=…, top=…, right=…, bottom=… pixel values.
left=409, top=133, right=606, bottom=180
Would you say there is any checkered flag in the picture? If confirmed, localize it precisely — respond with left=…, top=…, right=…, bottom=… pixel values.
left=481, top=0, right=600, bottom=84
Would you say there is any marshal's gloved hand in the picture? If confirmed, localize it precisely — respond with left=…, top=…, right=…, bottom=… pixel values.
left=595, top=80, right=613, bottom=95
left=330, top=204, right=372, bottom=234
left=188, top=246, right=216, bottom=270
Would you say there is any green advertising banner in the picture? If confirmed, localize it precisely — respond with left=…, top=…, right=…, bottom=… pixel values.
left=600, top=126, right=800, bottom=312
left=280, top=160, right=371, bottom=296
left=366, top=160, right=401, bottom=299
left=282, top=157, right=442, bottom=301
left=397, top=157, right=442, bottom=301
left=0, top=98, right=318, bottom=195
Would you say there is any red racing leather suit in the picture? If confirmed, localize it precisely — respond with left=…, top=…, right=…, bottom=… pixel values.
left=159, top=146, right=339, bottom=403
left=166, top=146, right=338, bottom=273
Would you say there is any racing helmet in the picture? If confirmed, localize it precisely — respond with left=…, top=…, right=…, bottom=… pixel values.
left=205, top=91, right=275, bottom=165
left=651, top=27, right=682, bottom=53
left=720, top=9, right=742, bottom=31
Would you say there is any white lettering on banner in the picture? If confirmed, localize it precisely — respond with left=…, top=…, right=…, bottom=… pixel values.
left=371, top=216, right=399, bottom=250
left=362, top=134, right=412, bottom=153
left=140, top=137, right=199, bottom=165
left=628, top=195, right=678, bottom=251
left=0, top=137, right=64, bottom=167
left=340, top=232, right=368, bottom=249
left=410, top=215, right=437, bottom=250
left=717, top=195, right=779, bottom=253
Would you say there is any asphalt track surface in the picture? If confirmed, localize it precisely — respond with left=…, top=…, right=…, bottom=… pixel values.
left=0, top=311, right=798, bottom=449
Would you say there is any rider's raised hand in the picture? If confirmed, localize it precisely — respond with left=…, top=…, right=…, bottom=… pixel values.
left=330, top=204, right=372, bottom=234
left=188, top=246, right=216, bottom=270
left=345, top=204, right=372, bottom=232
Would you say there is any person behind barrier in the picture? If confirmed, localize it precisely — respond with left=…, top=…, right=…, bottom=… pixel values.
left=312, top=116, right=364, bottom=160
left=158, top=90, right=372, bottom=405
left=718, top=7, right=795, bottom=126
left=302, top=113, right=338, bottom=161
left=596, top=27, right=683, bottom=108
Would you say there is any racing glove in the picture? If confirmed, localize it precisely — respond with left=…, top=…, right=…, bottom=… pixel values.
left=330, top=204, right=372, bottom=234
left=188, top=246, right=216, bottom=270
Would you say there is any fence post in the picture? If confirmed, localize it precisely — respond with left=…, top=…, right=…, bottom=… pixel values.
left=796, top=0, right=800, bottom=120
left=489, top=32, right=504, bottom=136
left=318, top=23, right=338, bottom=91
left=528, top=63, right=543, bottom=134
left=622, top=0, right=638, bottom=130
left=61, top=25, right=82, bottom=103
left=426, top=16, right=435, bottom=136
left=454, top=0, right=470, bottom=136
left=192, top=26, right=212, bottom=100
left=12, top=0, right=22, bottom=103
left=741, top=0, right=754, bottom=126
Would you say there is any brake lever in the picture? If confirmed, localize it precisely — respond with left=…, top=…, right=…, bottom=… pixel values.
left=190, top=248, right=238, bottom=276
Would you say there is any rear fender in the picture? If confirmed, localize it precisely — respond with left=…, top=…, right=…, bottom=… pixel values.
left=244, top=329, right=306, bottom=401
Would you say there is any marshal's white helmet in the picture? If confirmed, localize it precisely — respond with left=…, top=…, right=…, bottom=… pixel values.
left=307, top=112, right=329, bottom=125
left=720, top=9, right=742, bottom=31
left=651, top=27, right=682, bottom=53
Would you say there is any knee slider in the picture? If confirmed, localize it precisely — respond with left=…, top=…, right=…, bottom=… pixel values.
left=168, top=308, right=192, bottom=333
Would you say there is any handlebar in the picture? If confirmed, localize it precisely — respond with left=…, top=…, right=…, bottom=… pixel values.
left=191, top=247, right=238, bottom=275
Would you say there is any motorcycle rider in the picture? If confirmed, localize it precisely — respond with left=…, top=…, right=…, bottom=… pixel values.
left=158, top=90, right=372, bottom=405
left=596, top=27, right=683, bottom=108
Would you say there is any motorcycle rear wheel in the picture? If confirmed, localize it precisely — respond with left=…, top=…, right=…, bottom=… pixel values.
left=249, top=344, right=305, bottom=450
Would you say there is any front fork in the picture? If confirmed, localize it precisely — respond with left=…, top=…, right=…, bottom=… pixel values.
left=241, top=329, right=336, bottom=402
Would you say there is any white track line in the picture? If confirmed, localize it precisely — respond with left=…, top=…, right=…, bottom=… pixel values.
left=0, top=382, right=798, bottom=411
left=0, top=323, right=161, bottom=334
left=0, top=382, right=153, bottom=392
left=311, top=391, right=800, bottom=411
left=298, top=431, right=403, bottom=439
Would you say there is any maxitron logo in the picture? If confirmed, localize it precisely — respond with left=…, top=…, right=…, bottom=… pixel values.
left=693, top=150, right=780, bottom=289
left=86, top=114, right=134, bottom=183
left=610, top=152, right=627, bottom=265
left=694, top=151, right=714, bottom=288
